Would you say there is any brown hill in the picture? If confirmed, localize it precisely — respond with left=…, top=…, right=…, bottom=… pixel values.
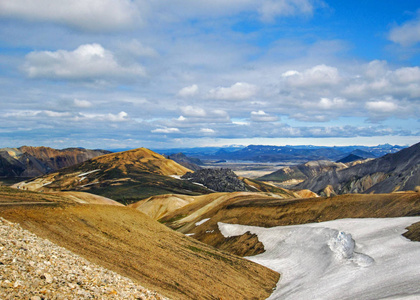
left=0, top=198, right=278, bottom=299
left=144, top=192, right=296, bottom=256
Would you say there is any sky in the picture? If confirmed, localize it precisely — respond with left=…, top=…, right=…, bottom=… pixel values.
left=0, top=0, right=419, bottom=150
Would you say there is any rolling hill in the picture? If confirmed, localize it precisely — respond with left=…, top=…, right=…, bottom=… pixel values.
left=0, top=188, right=279, bottom=299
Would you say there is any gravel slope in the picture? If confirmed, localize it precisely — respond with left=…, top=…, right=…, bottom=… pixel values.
left=0, top=217, right=166, bottom=300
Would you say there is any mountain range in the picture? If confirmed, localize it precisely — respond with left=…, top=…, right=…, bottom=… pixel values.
left=296, top=141, right=420, bottom=195
left=155, top=144, right=406, bottom=163
left=13, top=147, right=295, bottom=204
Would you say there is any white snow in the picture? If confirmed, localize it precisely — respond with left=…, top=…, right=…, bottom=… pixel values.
left=195, top=218, right=210, bottom=226
left=77, top=169, right=101, bottom=177
left=218, top=217, right=420, bottom=300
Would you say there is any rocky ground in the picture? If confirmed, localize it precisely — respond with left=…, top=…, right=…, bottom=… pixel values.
left=0, top=217, right=167, bottom=300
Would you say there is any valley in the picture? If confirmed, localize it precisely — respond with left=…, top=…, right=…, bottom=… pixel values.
left=0, top=143, right=419, bottom=299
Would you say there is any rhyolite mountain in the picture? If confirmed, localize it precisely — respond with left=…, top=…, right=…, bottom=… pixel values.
left=258, top=160, right=348, bottom=186
left=14, top=148, right=214, bottom=204
left=297, top=141, right=420, bottom=195
left=0, top=146, right=110, bottom=178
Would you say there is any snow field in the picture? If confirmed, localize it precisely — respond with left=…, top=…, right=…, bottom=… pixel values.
left=218, top=217, right=420, bottom=300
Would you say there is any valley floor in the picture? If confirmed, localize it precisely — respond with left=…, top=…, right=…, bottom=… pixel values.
left=220, top=216, right=420, bottom=300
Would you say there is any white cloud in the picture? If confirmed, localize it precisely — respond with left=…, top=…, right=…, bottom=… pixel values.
left=365, top=101, right=398, bottom=113
left=365, top=60, right=388, bottom=79
left=0, top=0, right=139, bottom=31
left=251, top=110, right=279, bottom=122
left=43, top=111, right=72, bottom=118
left=318, top=97, right=347, bottom=110
left=78, top=111, right=129, bottom=122
left=73, top=99, right=92, bottom=108
left=208, top=82, right=258, bottom=100
left=23, top=44, right=145, bottom=81
left=152, top=127, right=180, bottom=133
left=178, top=84, right=199, bottom=97
left=388, top=12, right=420, bottom=46
left=282, top=64, right=340, bottom=87
left=200, top=128, right=215, bottom=134
left=393, top=66, right=420, bottom=84
left=181, top=106, right=206, bottom=117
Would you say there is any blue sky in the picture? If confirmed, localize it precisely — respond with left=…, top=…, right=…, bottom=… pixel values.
left=0, top=0, right=419, bottom=149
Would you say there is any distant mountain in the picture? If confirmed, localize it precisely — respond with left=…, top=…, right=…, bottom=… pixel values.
left=160, top=144, right=406, bottom=163
left=297, top=142, right=420, bottom=195
left=0, top=146, right=110, bottom=178
left=14, top=148, right=213, bottom=204
left=166, top=152, right=203, bottom=171
left=258, top=160, right=348, bottom=186
left=336, top=154, right=365, bottom=164
left=349, top=149, right=377, bottom=158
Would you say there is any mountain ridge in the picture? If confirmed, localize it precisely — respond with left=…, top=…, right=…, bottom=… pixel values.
left=297, top=142, right=420, bottom=195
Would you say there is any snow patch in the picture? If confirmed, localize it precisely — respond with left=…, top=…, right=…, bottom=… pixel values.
left=195, top=218, right=210, bottom=226
left=78, top=169, right=101, bottom=177
left=218, top=217, right=420, bottom=300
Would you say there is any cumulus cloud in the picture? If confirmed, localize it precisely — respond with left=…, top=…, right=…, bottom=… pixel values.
left=152, top=127, right=180, bottom=133
left=388, top=12, right=420, bottom=46
left=282, top=64, right=340, bottom=87
left=73, top=99, right=92, bottom=108
left=393, top=66, right=420, bottom=84
left=0, top=0, right=139, bottom=31
left=200, top=128, right=215, bottom=134
left=178, top=84, right=199, bottom=97
left=208, top=82, right=258, bottom=100
left=23, top=44, right=145, bottom=81
left=317, top=97, right=347, bottom=110
left=365, top=101, right=398, bottom=113
left=343, top=60, right=420, bottom=99
left=181, top=105, right=206, bottom=117
left=251, top=110, right=279, bottom=122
